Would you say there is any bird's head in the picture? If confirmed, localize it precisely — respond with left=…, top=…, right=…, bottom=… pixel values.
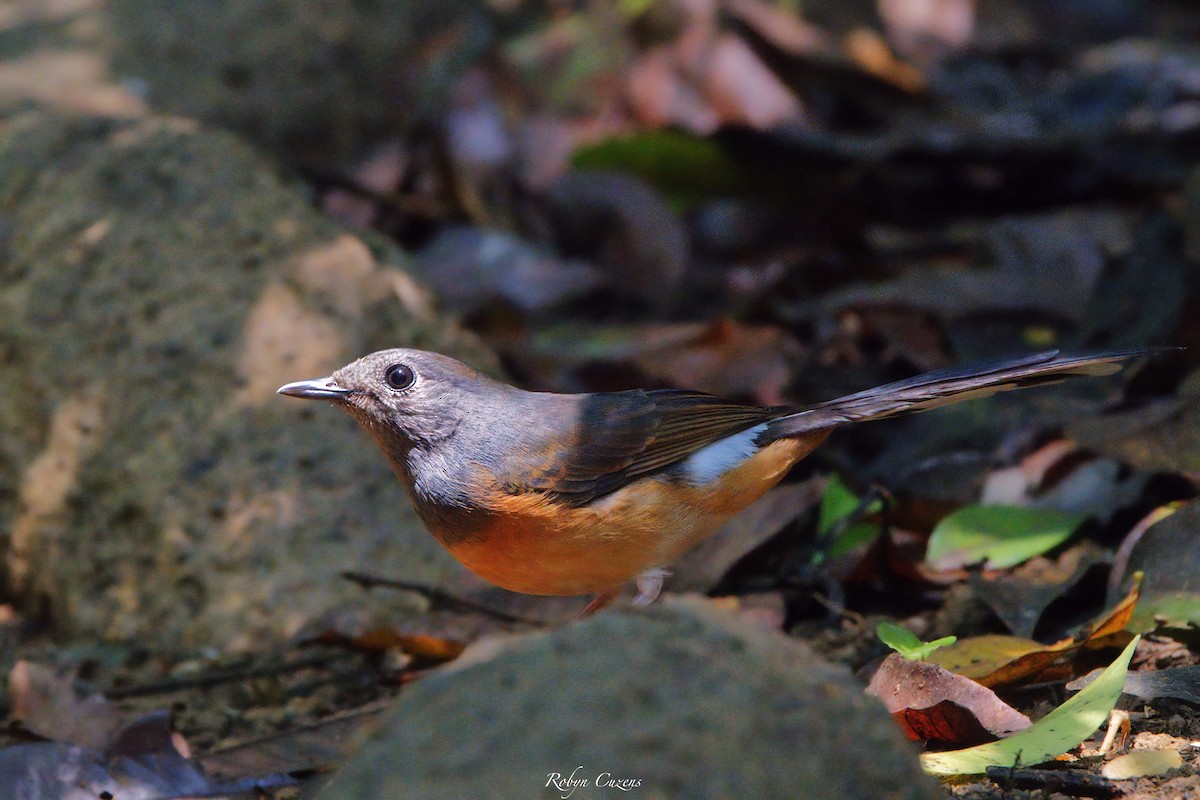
left=278, top=348, right=499, bottom=449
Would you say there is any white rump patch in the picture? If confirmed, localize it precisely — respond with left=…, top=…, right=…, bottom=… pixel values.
left=683, top=423, right=768, bottom=484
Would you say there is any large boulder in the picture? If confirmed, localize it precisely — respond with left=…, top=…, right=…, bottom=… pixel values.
left=322, top=599, right=941, bottom=800
left=0, top=111, right=494, bottom=650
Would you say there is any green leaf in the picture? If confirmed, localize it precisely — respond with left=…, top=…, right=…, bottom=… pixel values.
left=921, top=636, right=1140, bottom=775
left=617, top=0, right=655, bottom=16
left=877, top=622, right=956, bottom=661
left=926, top=505, right=1086, bottom=571
left=1129, top=591, right=1200, bottom=631
left=570, top=131, right=747, bottom=207
left=817, top=474, right=882, bottom=560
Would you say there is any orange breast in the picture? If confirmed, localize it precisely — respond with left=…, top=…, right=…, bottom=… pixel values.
left=429, top=430, right=831, bottom=596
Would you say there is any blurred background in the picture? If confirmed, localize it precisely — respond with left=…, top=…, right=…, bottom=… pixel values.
left=0, top=0, right=1198, bottom=794
left=2, top=0, right=1200, bottom=652
left=105, top=0, right=1200, bottom=394
left=2, top=0, right=1198, bottom=673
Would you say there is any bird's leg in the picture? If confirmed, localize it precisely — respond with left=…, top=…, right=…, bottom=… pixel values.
left=633, top=568, right=670, bottom=606
left=577, top=590, right=618, bottom=618
left=577, top=568, right=672, bottom=619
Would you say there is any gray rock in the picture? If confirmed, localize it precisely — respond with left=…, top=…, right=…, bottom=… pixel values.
left=322, top=599, right=940, bottom=800
left=0, top=111, right=495, bottom=649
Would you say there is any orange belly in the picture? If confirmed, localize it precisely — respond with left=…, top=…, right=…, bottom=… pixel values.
left=432, top=431, right=830, bottom=595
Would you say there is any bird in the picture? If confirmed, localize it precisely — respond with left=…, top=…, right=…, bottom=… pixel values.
left=278, top=347, right=1151, bottom=611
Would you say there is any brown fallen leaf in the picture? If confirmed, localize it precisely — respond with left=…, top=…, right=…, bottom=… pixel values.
left=980, top=441, right=1147, bottom=532
left=981, top=439, right=1080, bottom=505
left=199, top=701, right=390, bottom=784
left=855, top=306, right=950, bottom=372
left=622, top=0, right=806, bottom=133
left=1082, top=575, right=1143, bottom=646
left=842, top=28, right=925, bottom=93
left=877, top=0, right=974, bottom=58
left=721, top=0, right=833, bottom=60
left=315, top=629, right=467, bottom=663
left=626, top=48, right=720, bottom=132
left=702, top=32, right=805, bottom=129
left=633, top=321, right=802, bottom=403
left=929, top=576, right=1141, bottom=688
left=925, top=634, right=1049, bottom=683
left=968, top=544, right=1108, bottom=638
left=0, top=50, right=147, bottom=117
left=867, top=654, right=1031, bottom=746
left=9, top=661, right=130, bottom=750
left=521, top=320, right=803, bottom=405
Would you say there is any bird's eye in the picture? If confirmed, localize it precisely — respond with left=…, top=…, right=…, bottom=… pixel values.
left=384, top=364, right=416, bottom=391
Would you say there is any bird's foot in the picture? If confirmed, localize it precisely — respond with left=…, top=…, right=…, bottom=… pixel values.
left=577, top=568, right=672, bottom=619
left=633, top=568, right=671, bottom=606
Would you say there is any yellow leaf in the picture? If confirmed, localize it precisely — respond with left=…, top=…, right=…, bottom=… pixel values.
left=1101, top=749, right=1183, bottom=780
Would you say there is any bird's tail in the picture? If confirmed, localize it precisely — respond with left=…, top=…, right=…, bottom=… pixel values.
left=760, top=349, right=1162, bottom=442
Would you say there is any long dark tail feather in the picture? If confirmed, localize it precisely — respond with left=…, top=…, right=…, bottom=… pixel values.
left=759, top=348, right=1171, bottom=443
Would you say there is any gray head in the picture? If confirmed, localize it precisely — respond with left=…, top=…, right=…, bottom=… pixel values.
left=277, top=348, right=509, bottom=448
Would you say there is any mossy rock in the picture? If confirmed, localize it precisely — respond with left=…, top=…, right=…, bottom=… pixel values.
left=323, top=599, right=941, bottom=800
left=0, top=111, right=494, bottom=650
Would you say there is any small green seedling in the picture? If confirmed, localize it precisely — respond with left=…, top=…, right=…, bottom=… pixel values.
left=877, top=622, right=957, bottom=661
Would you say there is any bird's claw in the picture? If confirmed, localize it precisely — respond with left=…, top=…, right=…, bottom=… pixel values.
left=634, top=568, right=671, bottom=606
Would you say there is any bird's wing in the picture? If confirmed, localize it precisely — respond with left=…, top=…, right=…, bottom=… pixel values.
left=506, top=389, right=782, bottom=506
left=760, top=349, right=1153, bottom=441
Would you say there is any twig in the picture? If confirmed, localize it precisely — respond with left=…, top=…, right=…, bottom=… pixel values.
left=985, top=765, right=1123, bottom=799
left=341, top=571, right=547, bottom=627
left=104, top=653, right=344, bottom=699
left=809, top=591, right=866, bottom=630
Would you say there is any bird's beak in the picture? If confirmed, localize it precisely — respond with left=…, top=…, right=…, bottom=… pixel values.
left=277, top=376, right=351, bottom=401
